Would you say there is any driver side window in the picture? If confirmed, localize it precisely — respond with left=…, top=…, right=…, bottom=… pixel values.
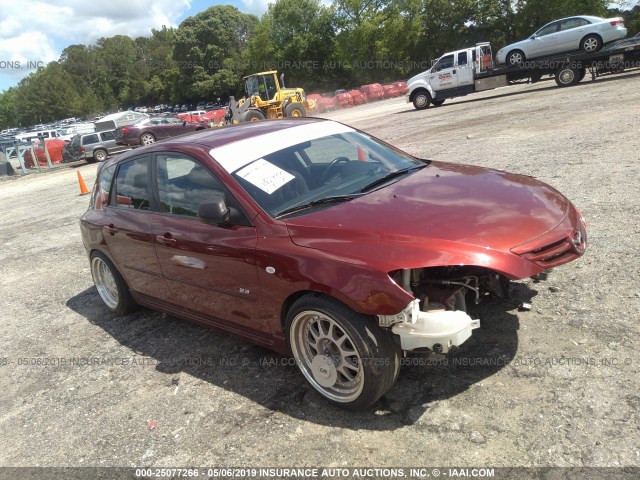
left=537, top=22, right=559, bottom=36
left=302, top=136, right=357, bottom=164
left=434, top=55, right=455, bottom=72
left=156, top=154, right=251, bottom=225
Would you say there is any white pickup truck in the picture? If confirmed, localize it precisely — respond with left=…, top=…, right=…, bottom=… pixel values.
left=406, top=39, right=640, bottom=110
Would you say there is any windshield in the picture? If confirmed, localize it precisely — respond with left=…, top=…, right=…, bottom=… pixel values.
left=229, top=131, right=426, bottom=218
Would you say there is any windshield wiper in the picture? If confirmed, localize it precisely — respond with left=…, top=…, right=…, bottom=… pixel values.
left=275, top=194, right=363, bottom=218
left=359, top=165, right=427, bottom=193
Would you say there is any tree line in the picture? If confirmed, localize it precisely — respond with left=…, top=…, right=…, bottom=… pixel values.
left=1, top=0, right=637, bottom=127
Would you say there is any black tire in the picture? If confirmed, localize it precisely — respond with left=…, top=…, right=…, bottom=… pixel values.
left=242, top=109, right=266, bottom=122
left=555, top=66, right=581, bottom=87
left=90, top=251, right=138, bottom=315
left=506, top=50, right=525, bottom=66
left=432, top=99, right=445, bottom=107
left=140, top=132, right=155, bottom=145
left=577, top=68, right=587, bottom=82
left=412, top=90, right=431, bottom=110
left=580, top=34, right=602, bottom=53
left=93, top=149, right=107, bottom=162
left=284, top=103, right=306, bottom=118
left=286, top=294, right=399, bottom=409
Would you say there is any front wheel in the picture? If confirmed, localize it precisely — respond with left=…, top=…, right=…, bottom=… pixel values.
left=412, top=91, right=431, bottom=110
left=506, top=50, right=525, bottom=66
left=285, top=102, right=306, bottom=117
left=286, top=295, right=400, bottom=409
left=242, top=109, right=266, bottom=122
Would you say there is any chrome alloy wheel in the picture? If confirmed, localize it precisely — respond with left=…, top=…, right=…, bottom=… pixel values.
left=583, top=37, right=599, bottom=52
left=91, top=256, right=119, bottom=310
left=290, top=310, right=364, bottom=403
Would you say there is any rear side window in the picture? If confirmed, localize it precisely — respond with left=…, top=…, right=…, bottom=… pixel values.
left=458, top=51, right=468, bottom=66
left=101, top=131, right=115, bottom=141
left=114, top=157, right=151, bottom=210
left=83, top=134, right=99, bottom=145
left=561, top=18, right=590, bottom=30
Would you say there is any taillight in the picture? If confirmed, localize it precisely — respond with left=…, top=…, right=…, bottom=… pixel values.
left=121, top=127, right=128, bottom=134
left=80, top=146, right=85, bottom=152
left=610, top=19, right=624, bottom=26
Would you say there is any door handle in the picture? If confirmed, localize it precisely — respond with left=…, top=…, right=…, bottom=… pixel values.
left=104, top=224, right=118, bottom=235
left=156, top=233, right=176, bottom=246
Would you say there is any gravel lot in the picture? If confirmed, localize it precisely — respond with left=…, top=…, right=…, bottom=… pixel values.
left=1, top=71, right=639, bottom=471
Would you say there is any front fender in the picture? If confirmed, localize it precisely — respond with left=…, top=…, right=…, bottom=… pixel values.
left=407, top=80, right=434, bottom=102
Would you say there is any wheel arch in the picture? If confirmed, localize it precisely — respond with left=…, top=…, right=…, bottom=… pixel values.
left=280, top=290, right=369, bottom=334
left=581, top=32, right=603, bottom=45
left=89, top=247, right=133, bottom=290
left=409, top=86, right=432, bottom=103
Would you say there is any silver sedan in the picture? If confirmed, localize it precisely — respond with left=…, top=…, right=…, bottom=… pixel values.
left=496, top=16, right=627, bottom=65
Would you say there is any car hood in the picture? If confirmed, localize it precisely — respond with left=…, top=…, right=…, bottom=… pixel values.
left=498, top=38, right=530, bottom=53
left=285, top=161, right=570, bottom=270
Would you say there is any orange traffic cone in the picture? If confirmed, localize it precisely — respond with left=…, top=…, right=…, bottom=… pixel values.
left=357, top=146, right=367, bottom=161
left=77, top=170, right=90, bottom=196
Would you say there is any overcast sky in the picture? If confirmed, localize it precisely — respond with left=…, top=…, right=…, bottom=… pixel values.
left=0, top=0, right=274, bottom=92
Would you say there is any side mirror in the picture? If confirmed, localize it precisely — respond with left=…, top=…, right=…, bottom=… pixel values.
left=198, top=194, right=230, bottom=225
left=531, top=34, right=538, bottom=39
left=183, top=121, right=187, bottom=126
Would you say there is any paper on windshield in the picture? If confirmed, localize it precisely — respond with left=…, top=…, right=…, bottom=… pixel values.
left=236, top=159, right=295, bottom=194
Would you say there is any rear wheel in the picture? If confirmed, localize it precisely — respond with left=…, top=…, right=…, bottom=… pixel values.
left=285, top=103, right=306, bottom=117
left=412, top=90, right=431, bottom=110
left=90, top=251, right=138, bottom=315
left=140, top=133, right=155, bottom=145
left=577, top=68, right=587, bottom=82
left=555, top=66, right=581, bottom=87
left=93, top=149, right=107, bottom=162
left=286, top=294, right=399, bottom=409
left=580, top=34, right=602, bottom=53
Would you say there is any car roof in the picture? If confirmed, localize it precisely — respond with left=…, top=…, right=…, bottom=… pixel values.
left=178, top=118, right=326, bottom=149
left=544, top=15, right=604, bottom=24
left=99, top=118, right=329, bottom=170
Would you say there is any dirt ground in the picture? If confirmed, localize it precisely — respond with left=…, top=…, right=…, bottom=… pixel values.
left=1, top=71, right=639, bottom=471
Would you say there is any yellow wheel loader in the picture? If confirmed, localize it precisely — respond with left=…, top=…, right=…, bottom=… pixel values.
left=228, top=71, right=315, bottom=124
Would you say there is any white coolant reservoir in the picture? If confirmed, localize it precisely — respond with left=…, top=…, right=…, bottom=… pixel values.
left=392, top=308, right=480, bottom=353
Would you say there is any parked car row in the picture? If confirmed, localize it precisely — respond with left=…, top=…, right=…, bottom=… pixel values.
left=308, top=82, right=408, bottom=113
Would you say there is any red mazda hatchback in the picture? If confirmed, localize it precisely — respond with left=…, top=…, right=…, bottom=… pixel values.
left=81, top=118, right=587, bottom=409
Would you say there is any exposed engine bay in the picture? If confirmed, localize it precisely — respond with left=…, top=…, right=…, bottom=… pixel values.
left=379, top=267, right=513, bottom=353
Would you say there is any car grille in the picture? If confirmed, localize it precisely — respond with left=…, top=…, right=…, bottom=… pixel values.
left=512, top=215, right=587, bottom=269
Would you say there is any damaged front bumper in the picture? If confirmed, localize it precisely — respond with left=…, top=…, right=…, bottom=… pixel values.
left=379, top=299, right=480, bottom=353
